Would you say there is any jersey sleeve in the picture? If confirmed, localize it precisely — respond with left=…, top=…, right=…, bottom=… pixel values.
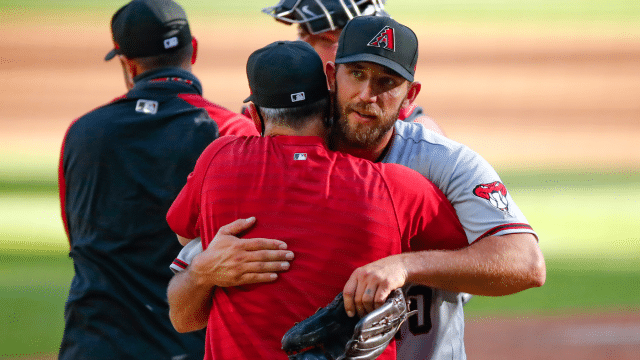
left=169, top=237, right=203, bottom=273
left=379, top=164, right=469, bottom=252
left=166, top=136, right=239, bottom=240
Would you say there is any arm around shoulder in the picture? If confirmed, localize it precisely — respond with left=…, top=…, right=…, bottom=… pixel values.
left=167, top=263, right=214, bottom=333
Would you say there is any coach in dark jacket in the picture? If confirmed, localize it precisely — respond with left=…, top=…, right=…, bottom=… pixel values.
left=57, top=1, right=255, bottom=359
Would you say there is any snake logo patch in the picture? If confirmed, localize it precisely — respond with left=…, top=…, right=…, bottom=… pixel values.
left=473, top=181, right=509, bottom=213
left=367, top=26, right=395, bottom=52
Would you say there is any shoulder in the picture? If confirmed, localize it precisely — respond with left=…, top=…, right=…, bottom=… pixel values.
left=386, top=121, right=500, bottom=193
left=390, top=120, right=467, bottom=158
left=376, top=162, right=439, bottom=194
left=201, top=135, right=242, bottom=156
left=65, top=95, right=128, bottom=137
left=178, top=94, right=258, bottom=136
left=177, top=93, right=230, bottom=113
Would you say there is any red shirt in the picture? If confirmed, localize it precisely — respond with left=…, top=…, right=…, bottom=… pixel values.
left=167, top=135, right=467, bottom=360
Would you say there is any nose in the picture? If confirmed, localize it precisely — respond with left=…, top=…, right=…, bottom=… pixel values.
left=356, top=80, right=377, bottom=103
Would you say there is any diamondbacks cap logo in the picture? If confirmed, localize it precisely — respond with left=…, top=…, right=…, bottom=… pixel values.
left=473, top=181, right=509, bottom=213
left=367, top=26, right=395, bottom=52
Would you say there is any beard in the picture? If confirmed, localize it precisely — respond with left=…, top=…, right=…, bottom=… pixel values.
left=331, top=83, right=404, bottom=150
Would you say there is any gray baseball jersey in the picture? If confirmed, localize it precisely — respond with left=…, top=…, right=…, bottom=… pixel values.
left=385, top=120, right=536, bottom=360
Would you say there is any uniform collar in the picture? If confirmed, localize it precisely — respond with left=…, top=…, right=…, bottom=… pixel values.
left=131, top=67, right=203, bottom=94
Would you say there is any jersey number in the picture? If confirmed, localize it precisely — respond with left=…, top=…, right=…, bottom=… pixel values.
left=398, top=285, right=433, bottom=338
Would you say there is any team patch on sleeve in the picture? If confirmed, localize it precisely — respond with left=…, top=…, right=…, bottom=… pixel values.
left=473, top=181, right=509, bottom=213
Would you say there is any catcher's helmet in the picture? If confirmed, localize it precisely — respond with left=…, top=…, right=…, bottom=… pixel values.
left=263, top=0, right=389, bottom=35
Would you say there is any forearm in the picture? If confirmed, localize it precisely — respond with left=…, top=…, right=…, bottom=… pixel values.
left=167, top=268, right=213, bottom=333
left=402, top=233, right=546, bottom=296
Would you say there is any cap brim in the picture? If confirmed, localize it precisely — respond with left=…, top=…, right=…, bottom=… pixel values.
left=104, top=49, right=118, bottom=61
left=335, top=53, right=414, bottom=82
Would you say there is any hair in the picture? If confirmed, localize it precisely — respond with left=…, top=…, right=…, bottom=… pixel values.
left=259, top=97, right=330, bottom=130
left=132, top=43, right=193, bottom=70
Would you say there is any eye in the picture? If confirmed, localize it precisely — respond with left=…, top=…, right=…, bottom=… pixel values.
left=351, top=69, right=363, bottom=78
left=379, top=77, right=398, bottom=88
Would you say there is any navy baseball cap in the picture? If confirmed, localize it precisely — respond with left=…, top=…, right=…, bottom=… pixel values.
left=244, top=41, right=329, bottom=108
left=335, top=15, right=418, bottom=82
left=105, top=0, right=192, bottom=61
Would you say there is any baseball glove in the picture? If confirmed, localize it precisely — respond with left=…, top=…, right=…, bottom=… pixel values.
left=281, top=289, right=415, bottom=360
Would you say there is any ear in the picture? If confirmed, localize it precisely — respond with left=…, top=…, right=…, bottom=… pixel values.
left=402, top=81, right=421, bottom=109
left=325, top=61, right=337, bottom=92
left=190, top=37, right=198, bottom=65
left=119, top=56, right=137, bottom=90
left=247, top=103, right=263, bottom=135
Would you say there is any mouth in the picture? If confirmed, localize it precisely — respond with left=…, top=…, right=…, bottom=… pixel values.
left=350, top=109, right=377, bottom=123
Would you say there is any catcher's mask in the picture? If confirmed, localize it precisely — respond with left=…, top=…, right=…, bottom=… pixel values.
left=263, top=0, right=389, bottom=35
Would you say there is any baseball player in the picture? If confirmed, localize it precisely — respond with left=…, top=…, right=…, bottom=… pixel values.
left=261, top=0, right=446, bottom=136
left=325, top=16, right=545, bottom=359
left=58, top=1, right=256, bottom=359
left=166, top=40, right=469, bottom=359
left=171, top=15, right=545, bottom=360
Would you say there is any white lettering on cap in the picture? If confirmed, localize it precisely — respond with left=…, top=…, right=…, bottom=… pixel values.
left=164, top=37, right=179, bottom=49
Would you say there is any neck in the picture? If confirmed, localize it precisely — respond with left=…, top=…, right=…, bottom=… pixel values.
left=334, top=128, right=394, bottom=162
left=264, top=118, right=328, bottom=143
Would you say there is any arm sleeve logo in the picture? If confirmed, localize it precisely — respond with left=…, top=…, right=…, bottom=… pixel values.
left=473, top=181, right=509, bottom=213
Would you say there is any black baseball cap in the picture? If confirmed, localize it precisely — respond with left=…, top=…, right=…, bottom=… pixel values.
left=244, top=41, right=329, bottom=108
left=105, top=0, right=192, bottom=61
left=335, top=16, right=418, bottom=82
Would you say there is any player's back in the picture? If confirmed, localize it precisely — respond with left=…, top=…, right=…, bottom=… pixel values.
left=59, top=71, right=220, bottom=359
left=196, top=135, right=409, bottom=360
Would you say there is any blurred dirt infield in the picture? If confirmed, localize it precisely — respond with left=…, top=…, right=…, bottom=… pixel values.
left=2, top=18, right=639, bottom=359
left=2, top=19, right=640, bottom=169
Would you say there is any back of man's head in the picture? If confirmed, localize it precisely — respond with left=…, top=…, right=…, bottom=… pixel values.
left=104, top=0, right=193, bottom=68
left=262, top=0, right=389, bottom=35
left=244, top=41, right=330, bottom=132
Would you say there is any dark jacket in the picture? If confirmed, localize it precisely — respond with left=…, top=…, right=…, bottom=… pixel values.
left=58, top=68, right=244, bottom=359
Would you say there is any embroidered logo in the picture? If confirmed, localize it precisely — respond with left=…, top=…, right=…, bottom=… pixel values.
left=164, top=37, right=179, bottom=49
left=291, top=92, right=306, bottom=102
left=367, top=26, right=395, bottom=52
left=135, top=99, right=158, bottom=115
left=294, top=153, right=307, bottom=161
left=473, top=181, right=509, bottom=213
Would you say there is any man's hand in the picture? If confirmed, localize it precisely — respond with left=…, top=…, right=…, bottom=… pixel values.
left=190, top=217, right=294, bottom=287
left=342, top=254, right=408, bottom=318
